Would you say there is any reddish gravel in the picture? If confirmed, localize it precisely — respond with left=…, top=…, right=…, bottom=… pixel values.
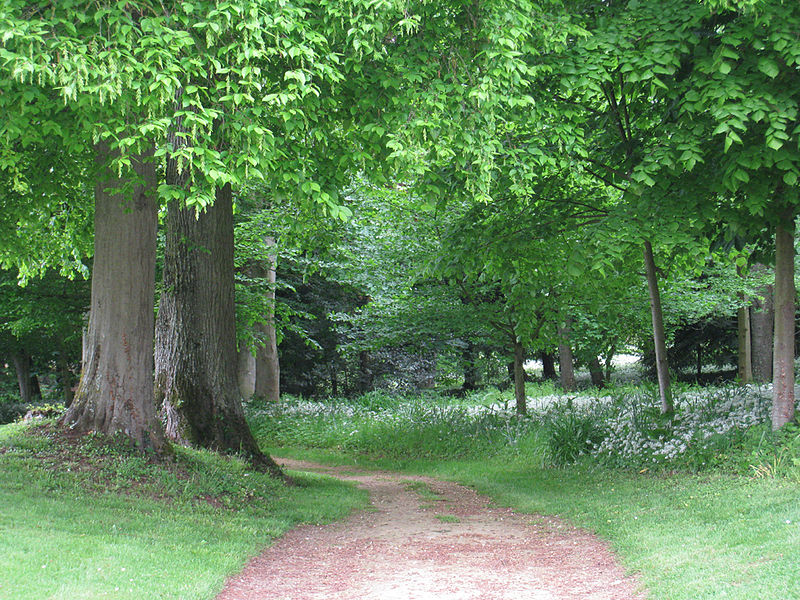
left=216, top=459, right=647, bottom=600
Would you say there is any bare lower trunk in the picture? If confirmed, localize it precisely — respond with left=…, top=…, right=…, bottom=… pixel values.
left=772, top=211, right=796, bottom=430
left=11, top=351, right=32, bottom=403
left=462, top=342, right=479, bottom=391
left=750, top=263, right=774, bottom=382
left=237, top=349, right=256, bottom=400
left=557, top=320, right=576, bottom=392
left=589, top=357, right=605, bottom=389
left=57, top=350, right=74, bottom=408
left=737, top=306, right=753, bottom=383
left=540, top=352, right=557, bottom=381
left=643, top=240, right=673, bottom=414
left=513, top=340, right=527, bottom=416
left=61, top=143, right=166, bottom=452
left=155, top=184, right=282, bottom=475
left=254, top=237, right=280, bottom=402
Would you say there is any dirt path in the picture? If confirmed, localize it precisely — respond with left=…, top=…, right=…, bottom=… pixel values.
left=217, top=459, right=646, bottom=600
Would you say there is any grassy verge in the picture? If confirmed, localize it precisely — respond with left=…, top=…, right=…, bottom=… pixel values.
left=0, top=421, right=367, bottom=600
left=265, top=444, right=800, bottom=600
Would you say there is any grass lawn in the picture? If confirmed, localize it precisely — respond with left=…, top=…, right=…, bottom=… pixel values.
left=0, top=421, right=367, bottom=600
left=270, top=446, right=800, bottom=600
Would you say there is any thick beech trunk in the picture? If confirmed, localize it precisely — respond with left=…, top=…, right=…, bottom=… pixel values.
left=61, top=144, right=166, bottom=452
left=589, top=357, right=605, bottom=389
left=557, top=320, right=576, bottom=392
left=643, top=240, right=673, bottom=414
left=254, top=237, right=280, bottom=402
left=737, top=306, right=753, bottom=383
left=540, top=352, right=557, bottom=381
left=772, top=212, right=796, bottom=430
left=155, top=184, right=282, bottom=475
left=750, top=263, right=774, bottom=382
left=513, top=340, right=527, bottom=416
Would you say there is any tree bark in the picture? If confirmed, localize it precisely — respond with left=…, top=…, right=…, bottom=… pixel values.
left=57, top=349, right=74, bottom=408
left=61, top=143, right=166, bottom=452
left=237, top=348, right=256, bottom=400
left=772, top=210, right=796, bottom=430
left=750, top=263, right=774, bottom=382
left=513, top=340, right=527, bottom=416
left=643, top=240, right=673, bottom=414
left=540, top=352, right=557, bottom=380
left=557, top=319, right=576, bottom=392
left=154, top=183, right=282, bottom=475
left=588, top=356, right=605, bottom=389
left=254, top=237, right=280, bottom=402
left=11, top=351, right=32, bottom=403
left=737, top=305, right=753, bottom=383
left=461, top=341, right=479, bottom=391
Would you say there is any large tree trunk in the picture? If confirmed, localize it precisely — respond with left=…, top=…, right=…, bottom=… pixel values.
left=61, top=144, right=166, bottom=452
left=643, top=240, right=673, bottom=414
left=513, top=340, right=527, bottom=416
left=557, top=319, right=576, bottom=392
left=154, top=184, right=282, bottom=476
left=254, top=237, right=280, bottom=402
left=589, top=356, right=605, bottom=389
left=540, top=352, right=557, bottom=381
left=772, top=211, right=796, bottom=430
left=750, top=263, right=774, bottom=382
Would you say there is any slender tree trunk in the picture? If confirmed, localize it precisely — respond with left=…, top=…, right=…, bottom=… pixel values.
left=750, top=263, right=774, bottom=382
left=772, top=211, right=796, bottom=430
left=557, top=319, right=576, bottom=392
left=462, top=341, right=479, bottom=391
left=696, top=345, right=703, bottom=380
left=154, top=184, right=282, bottom=475
left=604, top=341, right=617, bottom=382
left=237, top=349, right=256, bottom=400
left=11, top=351, right=31, bottom=403
left=57, top=350, right=74, bottom=408
left=589, top=357, right=605, bottom=389
left=737, top=306, right=753, bottom=383
left=643, top=240, right=673, bottom=414
left=513, top=340, right=527, bottom=416
left=540, top=352, right=557, bottom=380
left=254, top=237, right=280, bottom=402
left=61, top=143, right=166, bottom=452
left=358, top=350, right=372, bottom=392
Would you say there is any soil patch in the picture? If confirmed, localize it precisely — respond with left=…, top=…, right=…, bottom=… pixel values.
left=217, top=459, right=647, bottom=600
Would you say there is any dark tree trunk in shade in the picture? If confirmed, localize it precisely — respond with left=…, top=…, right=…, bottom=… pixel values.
left=11, top=351, right=33, bottom=403
left=737, top=306, right=753, bottom=383
left=57, top=350, right=74, bottom=408
left=643, top=240, right=673, bottom=414
left=772, top=211, right=796, bottom=430
left=154, top=184, right=282, bottom=476
left=750, top=263, right=774, bottom=383
left=557, top=320, right=576, bottom=392
left=61, top=143, right=166, bottom=452
left=540, top=352, right=557, bottom=380
left=588, top=357, right=605, bottom=389
left=513, top=340, right=527, bottom=416
left=462, top=341, right=479, bottom=391
left=254, top=237, right=280, bottom=402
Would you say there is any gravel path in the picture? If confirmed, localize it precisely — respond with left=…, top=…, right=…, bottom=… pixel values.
left=216, top=459, right=647, bottom=600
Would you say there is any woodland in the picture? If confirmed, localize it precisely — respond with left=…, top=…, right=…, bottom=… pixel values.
left=1, top=1, right=800, bottom=599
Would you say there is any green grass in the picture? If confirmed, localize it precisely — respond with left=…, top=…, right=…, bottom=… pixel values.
left=0, top=421, right=367, bottom=600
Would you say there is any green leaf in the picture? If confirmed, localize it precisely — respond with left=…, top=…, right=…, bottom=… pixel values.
left=757, top=58, right=779, bottom=79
